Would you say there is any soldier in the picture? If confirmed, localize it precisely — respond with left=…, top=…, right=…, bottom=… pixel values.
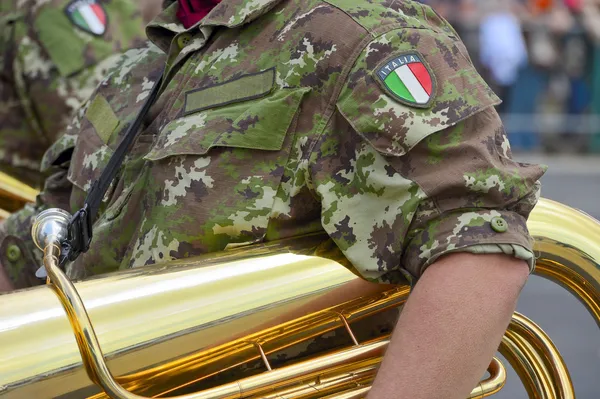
left=0, top=0, right=161, bottom=188
left=0, top=1, right=546, bottom=398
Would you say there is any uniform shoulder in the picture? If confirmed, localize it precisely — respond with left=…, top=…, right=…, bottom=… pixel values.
left=0, top=0, right=27, bottom=20
left=321, top=0, right=456, bottom=37
left=2, top=0, right=63, bottom=18
left=331, top=1, right=499, bottom=158
left=13, top=0, right=148, bottom=77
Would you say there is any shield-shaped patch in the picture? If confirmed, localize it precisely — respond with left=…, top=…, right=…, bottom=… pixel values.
left=65, top=0, right=108, bottom=37
left=375, top=52, right=436, bottom=108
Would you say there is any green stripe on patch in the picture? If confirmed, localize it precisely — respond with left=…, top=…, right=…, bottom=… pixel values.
left=384, top=72, right=415, bottom=103
left=185, top=68, right=275, bottom=115
left=85, top=95, right=120, bottom=144
left=71, top=10, right=88, bottom=29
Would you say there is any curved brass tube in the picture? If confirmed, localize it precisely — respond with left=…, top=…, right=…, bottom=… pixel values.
left=500, top=314, right=574, bottom=399
left=468, top=358, right=506, bottom=399
left=40, top=233, right=507, bottom=399
left=529, top=199, right=600, bottom=325
left=291, top=357, right=506, bottom=399
left=42, top=239, right=148, bottom=398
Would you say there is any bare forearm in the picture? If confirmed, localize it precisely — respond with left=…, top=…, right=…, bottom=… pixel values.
left=367, top=253, right=529, bottom=399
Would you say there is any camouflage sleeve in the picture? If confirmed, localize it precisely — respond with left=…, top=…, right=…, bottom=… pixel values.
left=308, top=26, right=547, bottom=285
left=0, top=112, right=81, bottom=289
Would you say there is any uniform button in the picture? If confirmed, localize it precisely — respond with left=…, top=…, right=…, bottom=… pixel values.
left=491, top=217, right=508, bottom=233
left=7, top=244, right=21, bottom=262
left=177, top=33, right=193, bottom=49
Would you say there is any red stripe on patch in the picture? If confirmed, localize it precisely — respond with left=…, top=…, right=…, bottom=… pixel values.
left=90, top=4, right=106, bottom=25
left=408, top=62, right=432, bottom=96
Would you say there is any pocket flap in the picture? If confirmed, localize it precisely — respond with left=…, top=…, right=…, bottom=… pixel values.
left=41, top=132, right=78, bottom=172
left=145, top=87, right=310, bottom=161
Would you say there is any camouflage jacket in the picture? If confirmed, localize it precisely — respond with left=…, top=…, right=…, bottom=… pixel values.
left=0, top=0, right=546, bottom=290
left=0, top=0, right=148, bottom=187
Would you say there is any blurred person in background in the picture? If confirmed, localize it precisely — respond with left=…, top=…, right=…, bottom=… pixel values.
left=502, top=0, right=566, bottom=152
left=581, top=0, right=600, bottom=152
left=478, top=0, right=528, bottom=114
left=535, top=0, right=592, bottom=153
left=501, top=0, right=589, bottom=152
left=560, top=0, right=591, bottom=153
left=0, top=0, right=162, bottom=189
left=423, top=0, right=598, bottom=153
left=581, top=0, right=600, bottom=41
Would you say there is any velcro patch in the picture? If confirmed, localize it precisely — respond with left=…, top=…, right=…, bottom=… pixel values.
left=85, top=95, right=119, bottom=144
left=184, top=68, right=275, bottom=115
left=374, top=52, right=436, bottom=108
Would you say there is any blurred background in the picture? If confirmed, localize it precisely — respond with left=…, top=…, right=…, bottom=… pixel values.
left=417, top=0, right=600, bottom=397
left=422, top=0, right=600, bottom=153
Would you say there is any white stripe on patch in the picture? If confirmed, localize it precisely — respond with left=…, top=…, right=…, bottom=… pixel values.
left=395, top=65, right=429, bottom=104
left=80, top=5, right=104, bottom=35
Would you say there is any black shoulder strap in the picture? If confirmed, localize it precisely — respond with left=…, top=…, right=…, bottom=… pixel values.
left=61, top=73, right=164, bottom=265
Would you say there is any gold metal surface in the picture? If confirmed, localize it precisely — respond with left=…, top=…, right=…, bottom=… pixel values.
left=500, top=314, right=574, bottom=399
left=0, top=170, right=38, bottom=214
left=529, top=199, right=600, bottom=324
left=2, top=239, right=507, bottom=399
left=0, top=235, right=388, bottom=398
left=0, top=208, right=10, bottom=220
left=0, top=198, right=598, bottom=398
left=467, top=358, right=506, bottom=399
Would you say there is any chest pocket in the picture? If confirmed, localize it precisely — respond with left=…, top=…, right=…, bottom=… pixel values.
left=60, top=69, right=310, bottom=271
left=138, top=83, right=311, bottom=251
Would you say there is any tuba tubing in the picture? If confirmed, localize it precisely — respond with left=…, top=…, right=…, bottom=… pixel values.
left=0, top=234, right=391, bottom=398
left=0, top=171, right=39, bottom=218
left=0, top=198, right=598, bottom=398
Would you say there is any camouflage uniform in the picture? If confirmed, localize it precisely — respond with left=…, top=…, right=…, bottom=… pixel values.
left=0, top=0, right=546, bottom=292
left=0, top=0, right=149, bottom=188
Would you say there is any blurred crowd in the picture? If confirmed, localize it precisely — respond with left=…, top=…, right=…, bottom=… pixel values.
left=420, top=0, right=600, bottom=153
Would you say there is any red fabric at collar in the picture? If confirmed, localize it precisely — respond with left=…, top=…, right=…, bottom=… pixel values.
left=177, top=0, right=222, bottom=28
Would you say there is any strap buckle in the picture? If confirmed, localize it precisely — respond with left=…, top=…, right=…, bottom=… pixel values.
left=66, top=203, right=93, bottom=261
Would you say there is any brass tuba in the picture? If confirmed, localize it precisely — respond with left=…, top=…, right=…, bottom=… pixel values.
left=0, top=198, right=598, bottom=398
left=0, top=171, right=38, bottom=219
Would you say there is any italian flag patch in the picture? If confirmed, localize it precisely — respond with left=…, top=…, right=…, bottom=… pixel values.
left=65, top=0, right=108, bottom=37
left=375, top=52, right=435, bottom=108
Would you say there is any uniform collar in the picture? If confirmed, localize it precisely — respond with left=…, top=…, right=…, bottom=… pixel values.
left=201, top=0, right=283, bottom=28
left=147, top=0, right=283, bottom=52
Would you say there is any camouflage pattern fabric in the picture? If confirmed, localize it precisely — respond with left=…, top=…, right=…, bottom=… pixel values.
left=0, top=0, right=149, bottom=188
left=0, top=0, right=546, bottom=290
